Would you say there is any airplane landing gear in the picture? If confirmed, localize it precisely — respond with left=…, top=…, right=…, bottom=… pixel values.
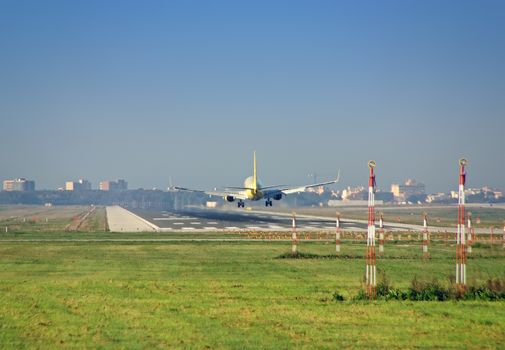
left=265, top=199, right=273, bottom=207
left=238, top=201, right=245, bottom=208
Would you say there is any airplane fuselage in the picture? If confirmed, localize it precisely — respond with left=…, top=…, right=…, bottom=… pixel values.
left=243, top=176, right=263, bottom=200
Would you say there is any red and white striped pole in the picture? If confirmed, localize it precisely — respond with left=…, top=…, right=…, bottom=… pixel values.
left=291, top=212, right=297, bottom=256
left=467, top=212, right=473, bottom=254
left=423, top=213, right=430, bottom=259
left=335, top=212, right=341, bottom=254
left=365, top=160, right=377, bottom=298
left=456, top=158, right=467, bottom=288
left=378, top=213, right=384, bottom=256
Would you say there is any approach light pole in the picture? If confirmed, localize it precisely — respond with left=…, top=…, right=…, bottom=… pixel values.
left=291, top=212, right=298, bottom=256
left=422, top=213, right=430, bottom=259
left=456, top=158, right=468, bottom=288
left=365, top=160, right=377, bottom=299
left=336, top=212, right=341, bottom=254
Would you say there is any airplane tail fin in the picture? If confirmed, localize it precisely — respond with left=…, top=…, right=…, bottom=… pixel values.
left=253, top=151, right=257, bottom=191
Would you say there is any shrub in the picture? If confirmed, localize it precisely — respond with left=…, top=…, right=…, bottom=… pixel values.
left=407, top=277, right=450, bottom=301
left=351, top=276, right=505, bottom=302
left=276, top=251, right=320, bottom=259
left=332, top=291, right=345, bottom=301
left=376, top=270, right=393, bottom=297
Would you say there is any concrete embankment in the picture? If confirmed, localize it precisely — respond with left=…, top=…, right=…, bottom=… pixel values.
left=106, top=206, right=159, bottom=232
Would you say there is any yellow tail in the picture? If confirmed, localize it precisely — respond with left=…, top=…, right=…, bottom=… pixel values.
left=253, top=151, right=257, bottom=191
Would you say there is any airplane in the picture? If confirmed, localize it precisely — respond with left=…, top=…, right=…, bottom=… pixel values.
left=174, top=152, right=340, bottom=208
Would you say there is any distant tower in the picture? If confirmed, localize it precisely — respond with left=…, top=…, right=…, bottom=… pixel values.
left=308, top=173, right=318, bottom=185
left=365, top=161, right=377, bottom=298
left=456, top=158, right=468, bottom=288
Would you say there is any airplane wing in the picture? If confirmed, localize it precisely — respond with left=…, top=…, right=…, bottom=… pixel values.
left=174, top=187, right=248, bottom=200
left=277, top=170, right=340, bottom=195
left=225, top=184, right=286, bottom=190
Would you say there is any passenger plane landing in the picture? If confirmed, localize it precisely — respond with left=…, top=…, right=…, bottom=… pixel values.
left=175, top=152, right=340, bottom=208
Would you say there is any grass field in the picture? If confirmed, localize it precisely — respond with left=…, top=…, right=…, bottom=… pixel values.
left=0, top=205, right=107, bottom=233
left=1, top=236, right=505, bottom=349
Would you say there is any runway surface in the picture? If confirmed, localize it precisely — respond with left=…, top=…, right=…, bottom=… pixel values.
left=106, top=205, right=157, bottom=232
left=132, top=208, right=399, bottom=232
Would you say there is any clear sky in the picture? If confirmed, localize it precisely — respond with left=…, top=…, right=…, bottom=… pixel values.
left=1, top=0, right=504, bottom=192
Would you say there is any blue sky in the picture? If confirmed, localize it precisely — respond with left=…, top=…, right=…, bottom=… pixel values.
left=1, top=0, right=504, bottom=192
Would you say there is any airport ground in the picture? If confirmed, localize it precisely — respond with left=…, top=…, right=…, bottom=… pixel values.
left=1, top=239, right=505, bottom=348
left=254, top=203, right=505, bottom=229
left=0, top=205, right=505, bottom=348
left=2, top=203, right=504, bottom=234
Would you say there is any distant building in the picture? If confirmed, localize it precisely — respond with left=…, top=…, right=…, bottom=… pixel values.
left=65, top=179, right=92, bottom=191
left=482, top=187, right=504, bottom=200
left=426, top=193, right=450, bottom=203
left=449, top=187, right=504, bottom=202
left=99, top=179, right=128, bottom=191
left=341, top=186, right=367, bottom=200
left=328, top=199, right=384, bottom=207
left=306, top=186, right=325, bottom=195
left=3, top=178, right=35, bottom=191
left=375, top=191, right=394, bottom=202
left=391, top=179, right=426, bottom=201
left=116, top=179, right=127, bottom=190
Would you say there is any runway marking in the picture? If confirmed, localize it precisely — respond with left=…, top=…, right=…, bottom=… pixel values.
left=203, top=227, right=217, bottom=230
left=207, top=221, right=218, bottom=224
left=159, top=228, right=172, bottom=231
left=173, top=223, right=184, bottom=225
left=247, top=226, right=261, bottom=229
left=153, top=218, right=191, bottom=221
left=190, top=222, right=201, bottom=225
left=225, top=226, right=240, bottom=230
left=182, top=227, right=195, bottom=230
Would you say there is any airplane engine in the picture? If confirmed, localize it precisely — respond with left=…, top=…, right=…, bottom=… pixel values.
left=224, top=195, right=235, bottom=202
left=273, top=193, right=283, bottom=200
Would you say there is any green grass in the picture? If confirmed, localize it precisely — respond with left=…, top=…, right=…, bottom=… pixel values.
left=0, top=205, right=108, bottom=233
left=1, top=237, right=505, bottom=349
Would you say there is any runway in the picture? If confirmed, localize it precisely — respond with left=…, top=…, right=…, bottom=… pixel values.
left=132, top=207, right=381, bottom=232
left=106, top=206, right=472, bottom=233
left=106, top=205, right=158, bottom=232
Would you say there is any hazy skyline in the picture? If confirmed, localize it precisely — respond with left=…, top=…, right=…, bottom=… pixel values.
left=1, top=1, right=504, bottom=192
